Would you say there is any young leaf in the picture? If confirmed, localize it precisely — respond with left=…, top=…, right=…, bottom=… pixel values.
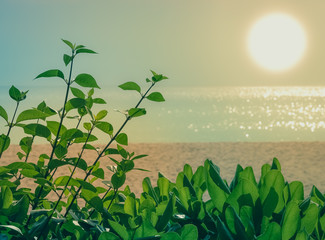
left=35, top=69, right=65, bottom=80
left=83, top=122, right=92, bottom=131
left=128, top=108, right=146, bottom=118
left=16, top=109, right=50, bottom=123
left=93, top=98, right=106, bottom=104
left=23, top=123, right=51, bottom=138
left=74, top=73, right=100, bottom=89
left=118, top=81, right=141, bottom=93
left=0, top=105, right=8, bottom=122
left=70, top=87, right=85, bottom=99
left=62, top=39, right=74, bottom=50
left=146, top=92, right=165, bottom=102
left=115, top=133, right=128, bottom=145
left=76, top=48, right=97, bottom=54
left=63, top=54, right=72, bottom=66
left=9, top=85, right=22, bottom=101
left=95, top=110, right=108, bottom=121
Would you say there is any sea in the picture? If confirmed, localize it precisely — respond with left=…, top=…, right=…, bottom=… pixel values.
left=1, top=85, right=325, bottom=143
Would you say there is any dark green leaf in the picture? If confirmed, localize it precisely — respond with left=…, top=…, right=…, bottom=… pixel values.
left=9, top=85, right=22, bottom=101
left=74, top=73, right=100, bottom=89
left=147, top=92, right=165, bottom=102
left=65, top=98, right=86, bottom=112
left=62, top=39, right=74, bottom=49
left=60, top=129, right=83, bottom=141
left=107, top=220, right=129, bottom=240
left=111, top=171, right=126, bottom=189
left=63, top=54, right=72, bottom=66
left=115, top=133, right=128, bottom=145
left=76, top=48, right=97, bottom=54
left=35, top=69, right=65, bottom=80
left=0, top=106, right=8, bottom=122
left=156, top=195, right=175, bottom=232
left=92, top=168, right=104, bottom=179
left=118, top=81, right=141, bottom=93
left=257, top=222, right=281, bottom=240
left=128, top=108, right=146, bottom=118
left=20, top=169, right=41, bottom=178
left=0, top=187, right=13, bottom=209
left=54, top=143, right=67, bottom=158
left=0, top=134, right=10, bottom=154
left=23, top=123, right=51, bottom=138
left=77, top=179, right=97, bottom=192
left=98, top=232, right=120, bottom=240
left=8, top=195, right=29, bottom=224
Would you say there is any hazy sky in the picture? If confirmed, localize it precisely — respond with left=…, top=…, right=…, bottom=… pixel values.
left=2, top=0, right=325, bottom=90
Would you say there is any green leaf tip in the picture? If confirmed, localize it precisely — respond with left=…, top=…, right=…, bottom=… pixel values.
left=62, top=39, right=75, bottom=50
left=35, top=69, right=65, bottom=80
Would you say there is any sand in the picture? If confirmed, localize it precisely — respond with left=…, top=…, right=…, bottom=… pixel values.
left=1, top=142, right=325, bottom=198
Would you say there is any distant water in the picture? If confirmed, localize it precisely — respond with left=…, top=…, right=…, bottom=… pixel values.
left=1, top=85, right=325, bottom=143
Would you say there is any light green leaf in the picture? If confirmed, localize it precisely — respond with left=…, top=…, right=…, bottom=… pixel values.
left=62, top=39, right=74, bottom=49
left=70, top=87, right=85, bottom=99
left=93, top=98, right=106, bottom=104
left=95, top=122, right=113, bottom=135
left=180, top=224, right=198, bottom=240
left=95, top=110, right=108, bottom=121
left=23, top=123, right=51, bottom=138
left=0, top=186, right=13, bottom=209
left=74, top=73, right=100, bottom=89
left=282, top=201, right=301, bottom=240
left=128, top=108, right=146, bottom=118
left=76, top=48, right=97, bottom=54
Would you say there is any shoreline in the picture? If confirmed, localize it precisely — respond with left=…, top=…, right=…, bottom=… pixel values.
left=1, top=142, right=324, bottom=196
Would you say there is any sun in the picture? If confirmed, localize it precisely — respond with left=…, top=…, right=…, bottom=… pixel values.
left=247, top=13, right=307, bottom=72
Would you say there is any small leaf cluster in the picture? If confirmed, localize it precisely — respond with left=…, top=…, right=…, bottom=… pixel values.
left=0, top=39, right=167, bottom=239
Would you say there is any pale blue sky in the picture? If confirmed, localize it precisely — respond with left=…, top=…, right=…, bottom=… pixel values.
left=2, top=0, right=325, bottom=91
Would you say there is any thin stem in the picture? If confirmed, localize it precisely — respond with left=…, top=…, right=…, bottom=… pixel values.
left=99, top=189, right=117, bottom=225
left=27, top=50, right=75, bottom=226
left=64, top=82, right=155, bottom=218
left=0, top=101, right=20, bottom=158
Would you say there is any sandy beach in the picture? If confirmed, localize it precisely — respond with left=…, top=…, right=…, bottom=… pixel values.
left=1, top=142, right=325, bottom=198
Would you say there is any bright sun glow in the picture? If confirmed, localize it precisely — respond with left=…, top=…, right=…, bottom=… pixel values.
left=247, top=13, right=307, bottom=72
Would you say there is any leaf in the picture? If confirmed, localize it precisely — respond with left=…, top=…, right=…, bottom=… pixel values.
left=46, top=121, right=67, bottom=136
left=63, top=54, right=72, bottom=66
left=9, top=85, right=22, bottom=101
left=62, top=39, right=74, bottom=49
left=0, top=105, right=8, bottom=122
left=115, top=133, right=128, bottom=145
left=65, top=98, right=86, bottom=112
left=180, top=224, right=198, bottom=240
left=16, top=109, right=50, bottom=123
left=7, top=162, right=34, bottom=170
left=74, top=73, right=100, bottom=89
left=23, top=123, right=51, bottom=138
left=282, top=201, right=301, bottom=240
left=118, top=81, right=141, bottom=93
left=20, top=169, right=41, bottom=178
left=54, top=176, right=79, bottom=187
left=95, top=110, right=108, bottom=121
left=257, top=222, right=281, bottom=240
left=111, top=171, right=126, bottom=189
left=0, top=134, right=10, bottom=154
left=107, top=220, right=129, bottom=240
left=77, top=179, right=97, bottom=192
left=156, top=195, right=175, bottom=232
left=74, top=133, right=98, bottom=143
left=128, top=108, right=146, bottom=118
left=300, top=203, right=318, bottom=234
left=147, top=92, right=165, bottom=102
left=0, top=187, right=13, bottom=209
left=54, top=143, right=67, bottom=158
left=96, top=122, right=113, bottom=135
left=0, top=225, right=23, bottom=235
left=60, top=129, right=83, bottom=141
left=35, top=69, right=65, bottom=80
left=8, top=195, right=29, bottom=224
left=76, top=48, right=97, bottom=54
left=70, top=87, right=85, bottom=99
left=93, top=98, right=106, bottom=104
left=92, top=168, right=105, bottom=179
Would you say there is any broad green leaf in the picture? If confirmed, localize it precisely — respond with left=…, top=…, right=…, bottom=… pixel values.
left=160, top=232, right=182, bottom=240
left=0, top=134, right=10, bottom=153
left=180, top=224, right=199, bottom=240
left=143, top=177, right=159, bottom=205
left=0, top=180, right=17, bottom=187
left=54, top=176, right=79, bottom=187
left=282, top=201, right=301, bottom=240
left=93, top=98, right=106, bottom=104
left=88, top=196, right=103, bottom=212
left=65, top=98, right=86, bottom=112
left=48, top=158, right=87, bottom=171
left=124, top=195, right=136, bottom=218
left=0, top=186, right=13, bottom=209
left=16, top=109, right=50, bottom=123
left=107, top=219, right=129, bottom=240
left=9, top=85, right=22, bottom=101
left=300, top=203, right=318, bottom=234
left=95, top=110, right=108, bottom=121
left=60, top=129, right=83, bottom=141
left=74, top=133, right=98, bottom=143
left=54, top=143, right=67, bottom=158
left=0, top=105, right=8, bottom=122
left=62, top=39, right=74, bottom=49
left=271, top=157, right=281, bottom=170
left=77, top=179, right=97, bottom=192
left=63, top=54, right=72, bottom=66
left=295, top=230, right=309, bottom=240
left=35, top=69, right=65, bottom=80
left=230, top=164, right=244, bottom=191
left=151, top=72, right=168, bottom=82
left=70, top=87, right=85, bottom=99
left=118, top=81, right=141, bottom=93
left=74, top=73, right=100, bottom=89
left=134, top=218, right=158, bottom=238
left=116, top=133, right=128, bottom=145
left=8, top=195, right=29, bottom=224
left=20, top=169, right=41, bottom=178
left=7, top=162, right=34, bottom=170
left=215, top=214, right=235, bottom=240
left=111, top=171, right=126, bottom=189
left=46, top=121, right=67, bottom=136
left=76, top=48, right=97, bottom=54
left=128, top=108, right=146, bottom=118
left=92, top=168, right=105, bottom=179
left=147, top=92, right=165, bottom=102
left=257, top=222, right=281, bottom=240
left=75, top=44, right=85, bottom=50
left=23, top=123, right=51, bottom=138
left=83, top=122, right=92, bottom=131
left=156, top=195, right=175, bottom=232
left=96, top=122, right=113, bottom=135
left=289, top=181, right=304, bottom=202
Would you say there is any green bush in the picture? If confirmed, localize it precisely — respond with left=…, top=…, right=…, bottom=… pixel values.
left=0, top=40, right=324, bottom=240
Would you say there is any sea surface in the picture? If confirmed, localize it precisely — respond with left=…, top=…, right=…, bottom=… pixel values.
left=1, top=85, right=325, bottom=143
